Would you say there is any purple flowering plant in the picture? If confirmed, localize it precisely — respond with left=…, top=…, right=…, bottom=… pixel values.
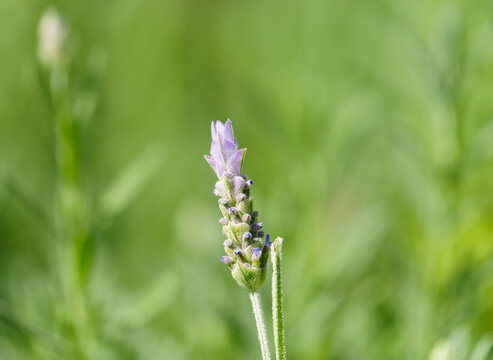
left=204, top=119, right=286, bottom=360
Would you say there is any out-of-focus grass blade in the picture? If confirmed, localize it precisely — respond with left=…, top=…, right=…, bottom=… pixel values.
left=470, top=336, right=493, bottom=360
left=0, top=166, right=54, bottom=235
left=0, top=300, right=34, bottom=342
left=0, top=300, right=64, bottom=357
left=98, top=144, right=164, bottom=222
left=330, top=207, right=388, bottom=279
left=467, top=120, right=493, bottom=166
left=106, top=272, right=179, bottom=334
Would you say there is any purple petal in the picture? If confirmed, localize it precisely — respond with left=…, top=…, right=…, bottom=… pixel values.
left=226, top=148, right=245, bottom=176
left=215, top=121, right=225, bottom=137
left=215, top=161, right=225, bottom=178
left=206, top=119, right=244, bottom=179
left=220, top=138, right=238, bottom=158
left=210, top=122, right=224, bottom=171
left=215, top=120, right=238, bottom=158
left=210, top=122, right=236, bottom=167
left=210, top=138, right=222, bottom=162
left=204, top=155, right=216, bottom=172
left=204, top=155, right=224, bottom=178
left=223, top=119, right=235, bottom=143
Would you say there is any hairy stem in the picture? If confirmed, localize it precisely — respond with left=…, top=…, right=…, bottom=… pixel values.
left=271, top=237, right=286, bottom=360
left=249, top=292, right=271, bottom=360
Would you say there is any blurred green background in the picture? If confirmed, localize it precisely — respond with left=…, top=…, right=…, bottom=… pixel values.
left=1, top=0, right=493, bottom=359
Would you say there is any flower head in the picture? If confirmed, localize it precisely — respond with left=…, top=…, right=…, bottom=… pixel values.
left=204, top=119, right=246, bottom=179
left=204, top=119, right=269, bottom=292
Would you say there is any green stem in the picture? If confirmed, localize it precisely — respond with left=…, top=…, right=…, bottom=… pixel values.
left=249, top=292, right=271, bottom=360
left=271, top=237, right=286, bottom=360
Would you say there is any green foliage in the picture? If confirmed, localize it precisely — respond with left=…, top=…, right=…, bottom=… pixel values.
left=1, top=0, right=493, bottom=359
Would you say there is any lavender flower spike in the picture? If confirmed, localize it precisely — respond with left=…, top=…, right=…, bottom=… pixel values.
left=204, top=119, right=246, bottom=179
left=204, top=119, right=277, bottom=360
left=204, top=119, right=269, bottom=292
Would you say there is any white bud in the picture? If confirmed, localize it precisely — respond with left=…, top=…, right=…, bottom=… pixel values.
left=37, top=8, right=68, bottom=67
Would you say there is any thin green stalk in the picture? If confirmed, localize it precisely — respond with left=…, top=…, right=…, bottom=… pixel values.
left=249, top=292, right=271, bottom=360
left=271, top=237, right=286, bottom=360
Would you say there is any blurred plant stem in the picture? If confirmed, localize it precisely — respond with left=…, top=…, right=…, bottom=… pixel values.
left=271, top=238, right=286, bottom=360
left=249, top=292, right=271, bottom=360
left=38, top=10, right=94, bottom=357
left=445, top=11, right=468, bottom=227
left=451, top=30, right=467, bottom=226
left=51, top=69, right=93, bottom=358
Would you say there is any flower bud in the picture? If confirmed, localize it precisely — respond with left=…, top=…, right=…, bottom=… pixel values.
left=252, top=247, right=262, bottom=261
left=219, top=198, right=228, bottom=206
left=223, top=239, right=233, bottom=247
left=251, top=222, right=263, bottom=232
left=214, top=182, right=225, bottom=198
left=221, top=256, right=233, bottom=265
left=232, top=176, right=246, bottom=196
left=265, top=234, right=272, bottom=247
left=245, top=179, right=253, bottom=189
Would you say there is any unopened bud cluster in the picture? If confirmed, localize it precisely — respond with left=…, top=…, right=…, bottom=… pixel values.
left=216, top=175, right=270, bottom=291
